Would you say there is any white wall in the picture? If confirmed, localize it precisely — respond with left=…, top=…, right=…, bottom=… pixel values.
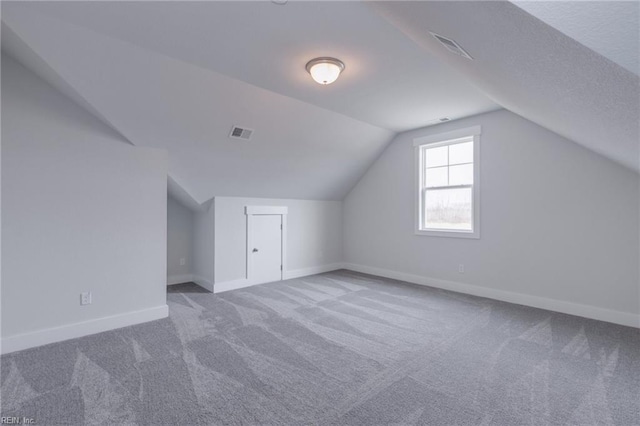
left=167, top=195, right=194, bottom=283
left=344, top=109, right=640, bottom=326
left=1, top=54, right=169, bottom=353
left=214, top=197, right=343, bottom=286
left=192, top=200, right=215, bottom=291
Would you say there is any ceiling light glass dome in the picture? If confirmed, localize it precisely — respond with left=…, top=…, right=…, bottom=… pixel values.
left=305, top=57, right=345, bottom=85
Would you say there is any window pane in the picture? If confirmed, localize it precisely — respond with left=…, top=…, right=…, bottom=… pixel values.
left=425, top=166, right=448, bottom=188
left=424, top=187, right=472, bottom=230
left=425, top=145, right=448, bottom=168
left=449, top=164, right=473, bottom=186
left=449, top=141, right=473, bottom=165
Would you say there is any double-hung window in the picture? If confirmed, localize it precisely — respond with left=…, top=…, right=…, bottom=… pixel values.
left=414, top=126, right=480, bottom=238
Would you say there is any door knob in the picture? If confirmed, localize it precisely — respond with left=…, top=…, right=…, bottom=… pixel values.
left=252, top=248, right=259, bottom=253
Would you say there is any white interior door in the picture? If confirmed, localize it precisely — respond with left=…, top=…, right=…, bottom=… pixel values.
left=249, top=214, right=282, bottom=285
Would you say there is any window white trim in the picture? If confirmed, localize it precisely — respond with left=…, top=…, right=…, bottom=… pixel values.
left=414, top=126, right=481, bottom=239
left=413, top=125, right=481, bottom=146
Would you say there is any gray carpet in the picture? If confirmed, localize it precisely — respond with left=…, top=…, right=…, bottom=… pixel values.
left=1, top=270, right=639, bottom=425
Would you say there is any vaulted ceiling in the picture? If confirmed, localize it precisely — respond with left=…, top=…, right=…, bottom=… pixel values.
left=370, top=1, right=639, bottom=173
left=2, top=1, right=638, bottom=208
left=512, top=1, right=639, bottom=76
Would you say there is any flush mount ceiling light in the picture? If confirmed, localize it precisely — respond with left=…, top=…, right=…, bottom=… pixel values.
left=305, top=57, right=345, bottom=85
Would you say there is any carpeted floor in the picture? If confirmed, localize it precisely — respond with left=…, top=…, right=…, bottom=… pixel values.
left=1, top=270, right=639, bottom=425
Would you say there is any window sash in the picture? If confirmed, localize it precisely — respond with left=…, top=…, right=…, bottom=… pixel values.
left=422, top=141, right=474, bottom=189
left=425, top=161, right=472, bottom=170
left=421, top=185, right=474, bottom=232
left=423, top=184, right=472, bottom=192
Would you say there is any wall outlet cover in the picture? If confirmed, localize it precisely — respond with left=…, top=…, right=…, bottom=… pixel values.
left=80, top=292, right=92, bottom=305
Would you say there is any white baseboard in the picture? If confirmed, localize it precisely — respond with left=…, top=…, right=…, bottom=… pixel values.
left=343, top=263, right=639, bottom=328
left=1, top=305, right=169, bottom=355
left=214, top=278, right=253, bottom=294
left=192, top=275, right=214, bottom=293
left=214, top=263, right=345, bottom=294
left=283, top=263, right=345, bottom=280
left=167, top=274, right=194, bottom=285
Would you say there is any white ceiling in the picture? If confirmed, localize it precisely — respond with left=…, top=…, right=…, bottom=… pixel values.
left=2, top=10, right=396, bottom=204
left=3, top=1, right=498, bottom=133
left=512, top=1, right=640, bottom=76
left=371, top=1, right=639, bottom=173
left=1, top=1, right=501, bottom=206
left=2, top=1, right=637, bottom=208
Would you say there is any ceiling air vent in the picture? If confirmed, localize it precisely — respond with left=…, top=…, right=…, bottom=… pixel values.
left=430, top=32, right=473, bottom=60
left=422, top=117, right=451, bottom=127
left=229, top=125, right=254, bottom=140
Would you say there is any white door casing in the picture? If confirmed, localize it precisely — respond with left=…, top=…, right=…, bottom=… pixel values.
left=245, top=206, right=287, bottom=285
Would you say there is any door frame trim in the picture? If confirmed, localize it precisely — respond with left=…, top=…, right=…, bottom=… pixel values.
left=245, top=206, right=288, bottom=283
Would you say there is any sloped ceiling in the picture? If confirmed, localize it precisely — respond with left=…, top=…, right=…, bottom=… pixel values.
left=2, top=2, right=637, bottom=210
left=3, top=1, right=498, bottom=133
left=1, top=1, right=498, bottom=207
left=371, top=1, right=640, bottom=173
left=512, top=1, right=639, bottom=76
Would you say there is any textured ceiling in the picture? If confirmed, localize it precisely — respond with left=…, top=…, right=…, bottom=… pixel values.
left=6, top=1, right=500, bottom=133
left=1, top=1, right=501, bottom=206
left=512, top=1, right=640, bottom=76
left=372, top=1, right=639, bottom=173
left=2, top=7, right=396, bottom=205
left=2, top=9, right=397, bottom=204
left=2, top=1, right=637, bottom=209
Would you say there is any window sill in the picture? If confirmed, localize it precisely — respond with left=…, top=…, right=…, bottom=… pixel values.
left=414, top=229, right=480, bottom=239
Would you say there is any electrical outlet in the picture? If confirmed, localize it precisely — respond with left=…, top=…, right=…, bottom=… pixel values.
left=458, top=264, right=465, bottom=273
left=179, top=258, right=186, bottom=266
left=80, top=292, right=92, bottom=305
